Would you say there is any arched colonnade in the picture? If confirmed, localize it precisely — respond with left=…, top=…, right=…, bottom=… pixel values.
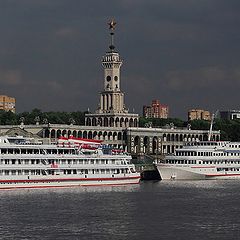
left=43, top=128, right=127, bottom=143
left=130, top=133, right=220, bottom=155
left=85, top=116, right=138, bottom=128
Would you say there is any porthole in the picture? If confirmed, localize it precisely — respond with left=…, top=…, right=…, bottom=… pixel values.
left=106, top=76, right=111, bottom=82
left=114, top=76, right=118, bottom=81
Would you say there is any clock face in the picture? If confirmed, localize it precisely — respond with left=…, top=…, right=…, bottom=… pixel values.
left=114, top=76, right=118, bottom=81
left=106, top=76, right=111, bottom=82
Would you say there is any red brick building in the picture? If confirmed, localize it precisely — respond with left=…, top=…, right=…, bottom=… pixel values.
left=143, top=100, right=169, bottom=118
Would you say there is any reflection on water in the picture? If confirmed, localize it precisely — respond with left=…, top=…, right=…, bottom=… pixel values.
left=158, top=179, right=240, bottom=189
left=0, top=181, right=239, bottom=240
left=0, top=184, right=141, bottom=197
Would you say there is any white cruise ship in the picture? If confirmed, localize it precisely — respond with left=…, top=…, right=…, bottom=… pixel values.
left=156, top=141, right=240, bottom=180
left=0, top=136, right=140, bottom=190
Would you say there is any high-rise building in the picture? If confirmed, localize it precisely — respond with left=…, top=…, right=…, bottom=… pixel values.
left=0, top=95, right=16, bottom=113
left=188, top=109, right=211, bottom=121
left=143, top=100, right=169, bottom=118
left=85, top=20, right=139, bottom=127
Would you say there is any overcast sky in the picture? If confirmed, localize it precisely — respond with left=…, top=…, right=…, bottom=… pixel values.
left=1, top=0, right=240, bottom=119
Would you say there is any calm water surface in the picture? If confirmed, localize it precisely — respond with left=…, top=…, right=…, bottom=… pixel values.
left=0, top=180, right=240, bottom=240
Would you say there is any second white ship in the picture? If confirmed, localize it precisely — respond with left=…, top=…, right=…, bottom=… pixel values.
left=156, top=140, right=240, bottom=180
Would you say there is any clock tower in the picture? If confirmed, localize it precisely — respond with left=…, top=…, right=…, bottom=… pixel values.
left=85, top=20, right=139, bottom=127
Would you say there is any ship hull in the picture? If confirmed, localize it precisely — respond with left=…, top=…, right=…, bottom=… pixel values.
left=157, top=165, right=205, bottom=180
left=157, top=165, right=240, bottom=180
left=0, top=176, right=140, bottom=190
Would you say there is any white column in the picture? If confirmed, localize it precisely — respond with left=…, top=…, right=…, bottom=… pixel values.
left=100, top=95, right=103, bottom=110
left=104, top=95, right=107, bottom=111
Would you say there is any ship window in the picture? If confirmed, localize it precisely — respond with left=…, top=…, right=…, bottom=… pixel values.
left=2, top=149, right=7, bottom=154
left=21, top=149, right=26, bottom=154
left=5, top=170, right=9, bottom=175
left=17, top=170, right=22, bottom=175
left=8, top=149, right=13, bottom=154
left=29, top=149, right=34, bottom=154
left=24, top=170, right=29, bottom=175
left=5, top=160, right=9, bottom=164
left=12, top=160, right=16, bottom=164
left=91, top=160, right=94, bottom=164
left=34, top=149, right=39, bottom=154
left=73, top=169, right=77, bottom=174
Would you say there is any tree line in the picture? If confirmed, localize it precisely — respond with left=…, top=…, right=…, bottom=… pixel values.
left=1, top=109, right=240, bottom=141
left=0, top=109, right=86, bottom=125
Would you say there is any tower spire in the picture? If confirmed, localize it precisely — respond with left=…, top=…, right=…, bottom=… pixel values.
left=108, top=19, right=116, bottom=51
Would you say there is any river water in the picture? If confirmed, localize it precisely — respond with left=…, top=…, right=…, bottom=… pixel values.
left=0, top=180, right=239, bottom=240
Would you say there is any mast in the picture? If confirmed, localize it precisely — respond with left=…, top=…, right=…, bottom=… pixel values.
left=208, top=113, right=215, bottom=141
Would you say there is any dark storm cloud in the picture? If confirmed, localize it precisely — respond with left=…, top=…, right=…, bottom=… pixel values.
left=0, top=0, right=240, bottom=119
